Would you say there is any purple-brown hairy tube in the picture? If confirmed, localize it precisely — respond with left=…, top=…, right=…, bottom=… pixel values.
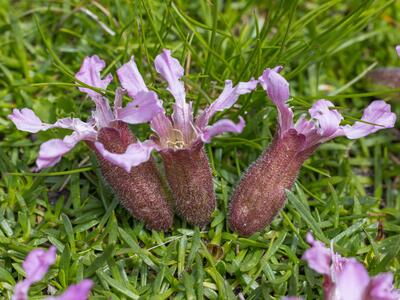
left=88, top=121, right=173, bottom=230
left=229, top=130, right=316, bottom=236
left=160, top=141, right=215, bottom=226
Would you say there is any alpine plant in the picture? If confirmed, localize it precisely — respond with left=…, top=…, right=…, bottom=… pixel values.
left=9, top=55, right=173, bottom=230
left=100, top=49, right=257, bottom=226
left=12, top=246, right=92, bottom=300
left=229, top=66, right=396, bottom=236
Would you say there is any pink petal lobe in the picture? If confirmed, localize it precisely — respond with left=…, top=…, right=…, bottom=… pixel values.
left=12, top=281, right=31, bottom=300
left=258, top=67, right=294, bottom=133
left=343, top=100, right=396, bottom=139
left=36, top=128, right=97, bottom=170
left=196, top=79, right=257, bottom=129
left=335, top=259, right=370, bottom=300
left=302, top=232, right=332, bottom=275
left=94, top=140, right=155, bottom=172
left=116, top=91, right=163, bottom=124
left=23, top=246, right=56, bottom=282
left=154, top=49, right=186, bottom=106
left=75, top=55, right=113, bottom=98
left=200, top=117, right=245, bottom=143
left=117, top=56, right=148, bottom=97
left=154, top=49, right=194, bottom=142
left=8, top=108, right=51, bottom=133
left=309, top=99, right=343, bottom=138
left=45, top=279, right=93, bottom=300
left=12, top=247, right=57, bottom=300
left=369, top=273, right=400, bottom=300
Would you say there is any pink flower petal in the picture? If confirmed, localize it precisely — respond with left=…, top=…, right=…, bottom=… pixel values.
left=342, top=100, right=396, bottom=139
left=116, top=91, right=163, bottom=124
left=171, top=102, right=194, bottom=145
left=12, top=247, right=57, bottom=300
left=23, top=246, right=56, bottom=282
left=335, top=259, right=370, bottom=300
left=302, top=232, right=332, bottom=276
left=369, top=273, right=400, bottom=300
left=116, top=56, right=149, bottom=97
left=36, top=129, right=97, bottom=170
left=12, top=281, right=31, bottom=300
left=154, top=49, right=186, bottom=106
left=94, top=140, right=155, bottom=172
left=75, top=56, right=114, bottom=127
left=154, top=49, right=194, bottom=143
left=150, top=112, right=174, bottom=148
left=75, top=55, right=113, bottom=98
left=258, top=67, right=294, bottom=134
left=309, top=99, right=343, bottom=138
left=200, top=117, right=245, bottom=143
left=8, top=109, right=91, bottom=134
left=45, top=279, right=93, bottom=300
left=196, top=79, right=257, bottom=129
left=8, top=108, right=52, bottom=133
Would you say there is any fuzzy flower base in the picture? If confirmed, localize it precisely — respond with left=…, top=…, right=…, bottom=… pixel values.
left=89, top=121, right=173, bottom=230
left=160, top=141, right=215, bottom=226
left=229, top=129, right=317, bottom=236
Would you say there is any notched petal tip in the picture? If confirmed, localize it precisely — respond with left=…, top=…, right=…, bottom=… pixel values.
left=258, top=67, right=294, bottom=133
left=116, top=56, right=148, bottom=98
left=8, top=108, right=48, bottom=133
left=258, top=66, right=290, bottom=104
left=95, top=140, right=155, bottom=172
left=116, top=91, right=164, bottom=124
left=343, top=100, right=396, bottom=139
left=309, top=99, right=343, bottom=138
left=75, top=55, right=113, bottom=98
left=196, top=79, right=257, bottom=129
left=154, top=49, right=186, bottom=105
left=23, top=246, right=57, bottom=283
left=200, top=117, right=245, bottom=143
left=302, top=233, right=332, bottom=276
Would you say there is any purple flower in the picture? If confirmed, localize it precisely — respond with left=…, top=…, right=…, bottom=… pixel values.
left=396, top=45, right=400, bottom=58
left=8, top=54, right=176, bottom=230
left=9, top=55, right=162, bottom=171
left=229, top=67, right=396, bottom=236
left=303, top=233, right=400, bottom=300
left=98, top=49, right=256, bottom=225
left=97, top=49, right=257, bottom=170
left=12, top=247, right=92, bottom=300
left=258, top=67, right=396, bottom=149
left=13, top=247, right=57, bottom=300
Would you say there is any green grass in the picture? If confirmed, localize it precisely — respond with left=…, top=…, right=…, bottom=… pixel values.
left=1, top=0, right=400, bottom=299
